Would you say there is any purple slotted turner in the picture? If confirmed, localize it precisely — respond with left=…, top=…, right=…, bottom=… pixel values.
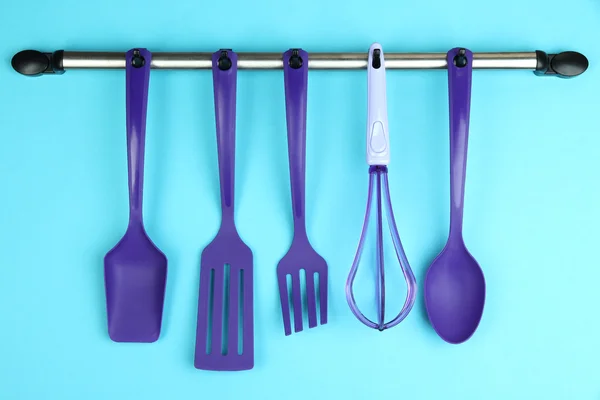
left=195, top=50, right=254, bottom=370
left=104, top=48, right=168, bottom=343
left=424, top=48, right=486, bottom=344
left=345, top=43, right=417, bottom=331
left=277, top=49, right=328, bottom=335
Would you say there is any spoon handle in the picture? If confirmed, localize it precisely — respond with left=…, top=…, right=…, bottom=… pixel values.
left=283, top=48, right=309, bottom=238
left=125, top=48, right=152, bottom=224
left=212, top=49, right=238, bottom=223
left=447, top=48, right=473, bottom=240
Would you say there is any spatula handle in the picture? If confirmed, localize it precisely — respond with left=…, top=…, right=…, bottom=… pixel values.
left=283, top=49, right=308, bottom=235
left=126, top=48, right=151, bottom=223
left=447, top=48, right=473, bottom=240
left=212, top=50, right=238, bottom=221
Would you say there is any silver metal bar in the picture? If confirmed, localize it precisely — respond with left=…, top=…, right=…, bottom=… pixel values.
left=62, top=51, right=538, bottom=70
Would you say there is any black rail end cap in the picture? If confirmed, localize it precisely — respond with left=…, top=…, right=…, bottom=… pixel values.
left=12, top=50, right=65, bottom=76
left=535, top=50, right=588, bottom=78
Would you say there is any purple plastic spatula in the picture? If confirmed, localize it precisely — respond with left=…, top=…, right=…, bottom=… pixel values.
left=195, top=50, right=254, bottom=370
left=277, top=49, right=328, bottom=335
left=345, top=43, right=417, bottom=331
left=424, top=48, right=486, bottom=344
left=104, top=48, right=168, bottom=343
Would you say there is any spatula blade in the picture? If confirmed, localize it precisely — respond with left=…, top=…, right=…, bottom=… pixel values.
left=104, top=228, right=167, bottom=343
left=195, top=252, right=253, bottom=371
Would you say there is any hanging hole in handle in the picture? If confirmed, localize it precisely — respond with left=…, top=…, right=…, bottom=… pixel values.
left=372, top=49, right=382, bottom=69
left=131, top=49, right=145, bottom=68
left=453, top=48, right=468, bottom=68
left=289, top=49, right=303, bottom=69
left=218, top=50, right=233, bottom=71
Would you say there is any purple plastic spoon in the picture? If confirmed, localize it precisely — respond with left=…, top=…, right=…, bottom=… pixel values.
left=104, top=48, right=168, bottom=343
left=424, top=48, right=486, bottom=344
left=195, top=50, right=254, bottom=371
left=277, top=49, right=328, bottom=335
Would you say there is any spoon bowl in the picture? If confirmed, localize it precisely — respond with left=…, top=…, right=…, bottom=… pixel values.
left=424, top=239, right=485, bottom=344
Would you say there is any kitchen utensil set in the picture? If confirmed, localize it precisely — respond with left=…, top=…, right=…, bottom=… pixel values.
left=104, top=45, right=483, bottom=348
left=345, top=45, right=485, bottom=343
left=10, top=42, right=589, bottom=367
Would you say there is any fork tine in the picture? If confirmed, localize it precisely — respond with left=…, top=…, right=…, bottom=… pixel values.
left=305, top=271, right=317, bottom=328
left=277, top=272, right=292, bottom=335
left=318, top=270, right=328, bottom=325
left=291, top=273, right=303, bottom=332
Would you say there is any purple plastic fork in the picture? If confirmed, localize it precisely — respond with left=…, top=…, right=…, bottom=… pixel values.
left=345, top=43, right=417, bottom=331
left=195, top=50, right=254, bottom=370
left=277, top=49, right=328, bottom=335
left=104, top=48, right=168, bottom=343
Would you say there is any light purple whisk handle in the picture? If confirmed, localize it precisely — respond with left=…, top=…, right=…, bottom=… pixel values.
left=345, top=43, right=417, bottom=330
left=366, top=43, right=390, bottom=166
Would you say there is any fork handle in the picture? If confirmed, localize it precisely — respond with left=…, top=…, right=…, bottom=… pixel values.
left=283, top=49, right=308, bottom=235
left=212, top=49, right=238, bottom=222
left=126, top=48, right=151, bottom=224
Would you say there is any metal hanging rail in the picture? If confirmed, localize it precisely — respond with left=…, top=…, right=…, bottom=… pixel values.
left=11, top=49, right=589, bottom=77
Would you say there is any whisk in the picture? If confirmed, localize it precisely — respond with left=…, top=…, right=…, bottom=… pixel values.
left=345, top=43, right=417, bottom=331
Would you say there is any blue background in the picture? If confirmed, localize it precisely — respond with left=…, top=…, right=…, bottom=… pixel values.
left=1, top=0, right=599, bottom=398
